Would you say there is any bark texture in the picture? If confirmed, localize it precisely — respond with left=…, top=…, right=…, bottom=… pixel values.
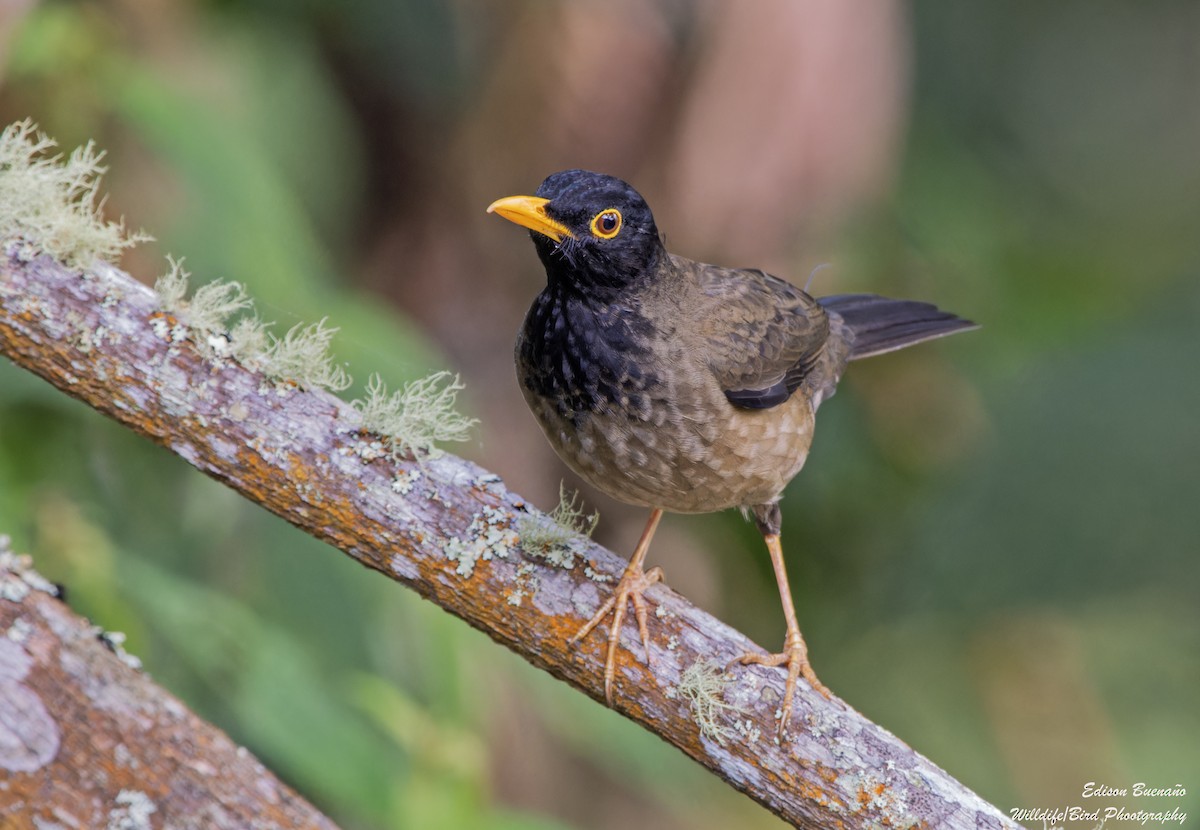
left=0, top=539, right=341, bottom=828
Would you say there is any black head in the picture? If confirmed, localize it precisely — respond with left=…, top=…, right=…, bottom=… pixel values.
left=489, top=170, right=664, bottom=296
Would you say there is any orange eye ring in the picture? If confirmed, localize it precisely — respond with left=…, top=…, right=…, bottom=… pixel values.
left=590, top=209, right=622, bottom=239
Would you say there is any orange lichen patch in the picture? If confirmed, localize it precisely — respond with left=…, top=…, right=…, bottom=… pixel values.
left=232, top=445, right=285, bottom=498
left=286, top=454, right=314, bottom=485
left=789, top=764, right=847, bottom=813
left=797, top=779, right=832, bottom=805
left=541, top=612, right=588, bottom=644
left=797, top=774, right=848, bottom=813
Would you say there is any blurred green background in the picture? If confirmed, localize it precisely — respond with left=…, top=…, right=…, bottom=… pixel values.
left=1, top=2, right=1197, bottom=828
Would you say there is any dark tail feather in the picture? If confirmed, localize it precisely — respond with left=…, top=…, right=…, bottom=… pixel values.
left=818, top=293, right=978, bottom=361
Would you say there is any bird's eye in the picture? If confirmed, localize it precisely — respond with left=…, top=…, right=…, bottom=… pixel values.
left=590, top=209, right=622, bottom=239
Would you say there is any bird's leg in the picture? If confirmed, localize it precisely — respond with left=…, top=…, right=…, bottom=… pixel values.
left=569, top=507, right=664, bottom=705
left=731, top=506, right=831, bottom=737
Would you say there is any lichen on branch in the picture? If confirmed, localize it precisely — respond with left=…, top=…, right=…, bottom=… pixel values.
left=153, top=256, right=352, bottom=393
left=352, top=371, right=477, bottom=459
left=0, top=119, right=148, bottom=268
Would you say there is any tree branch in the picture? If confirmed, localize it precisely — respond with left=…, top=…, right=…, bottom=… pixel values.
left=0, top=538, right=341, bottom=828
left=0, top=247, right=1018, bottom=829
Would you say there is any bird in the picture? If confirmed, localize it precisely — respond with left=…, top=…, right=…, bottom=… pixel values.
left=487, top=169, right=976, bottom=735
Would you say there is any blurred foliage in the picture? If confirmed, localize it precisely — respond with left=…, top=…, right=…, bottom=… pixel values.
left=1, top=2, right=1197, bottom=829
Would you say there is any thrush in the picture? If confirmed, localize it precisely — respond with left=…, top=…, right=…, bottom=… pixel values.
left=488, top=169, right=975, bottom=735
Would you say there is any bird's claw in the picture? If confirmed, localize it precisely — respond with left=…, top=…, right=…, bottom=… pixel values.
left=729, top=628, right=830, bottom=738
left=570, top=564, right=664, bottom=705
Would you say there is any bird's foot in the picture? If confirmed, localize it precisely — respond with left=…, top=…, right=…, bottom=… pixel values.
left=569, top=561, right=665, bottom=705
left=730, top=626, right=830, bottom=738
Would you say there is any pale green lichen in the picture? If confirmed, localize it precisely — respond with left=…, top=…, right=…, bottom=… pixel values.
left=185, top=278, right=251, bottom=335
left=3, top=122, right=476, bottom=419
left=352, top=371, right=476, bottom=459
left=106, top=789, right=157, bottom=830
left=228, top=315, right=271, bottom=364
left=153, top=256, right=251, bottom=336
left=735, top=717, right=762, bottom=744
left=0, top=538, right=60, bottom=602
left=97, top=628, right=143, bottom=671
left=506, top=561, right=539, bottom=606
left=6, top=615, right=34, bottom=645
left=443, top=506, right=516, bottom=577
left=258, top=318, right=351, bottom=392
left=678, top=659, right=740, bottom=746
left=583, top=565, right=612, bottom=584
left=390, top=469, right=422, bottom=495
left=152, top=256, right=351, bottom=392
left=516, top=483, right=599, bottom=567
left=0, top=119, right=148, bottom=269
left=154, top=255, right=190, bottom=311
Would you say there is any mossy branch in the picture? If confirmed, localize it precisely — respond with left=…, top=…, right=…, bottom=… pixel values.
left=0, top=250, right=1018, bottom=830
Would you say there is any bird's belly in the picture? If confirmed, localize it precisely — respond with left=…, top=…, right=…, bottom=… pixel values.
left=522, top=386, right=815, bottom=514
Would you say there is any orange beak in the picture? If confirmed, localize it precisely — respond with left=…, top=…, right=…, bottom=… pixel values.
left=487, top=195, right=574, bottom=242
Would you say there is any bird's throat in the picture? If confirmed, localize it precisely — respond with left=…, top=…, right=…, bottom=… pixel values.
left=535, top=235, right=664, bottom=300
left=517, top=284, right=660, bottom=423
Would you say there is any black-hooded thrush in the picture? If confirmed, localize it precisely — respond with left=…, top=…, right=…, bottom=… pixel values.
left=488, top=169, right=975, bottom=736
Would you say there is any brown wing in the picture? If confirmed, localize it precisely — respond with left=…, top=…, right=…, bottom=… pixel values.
left=687, top=260, right=833, bottom=410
